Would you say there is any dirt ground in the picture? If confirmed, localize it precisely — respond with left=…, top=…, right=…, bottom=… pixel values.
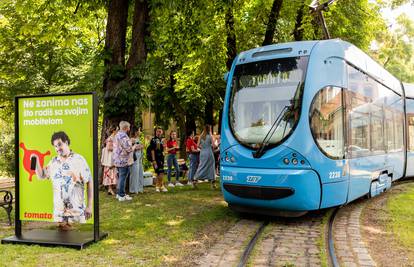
left=361, top=183, right=414, bottom=267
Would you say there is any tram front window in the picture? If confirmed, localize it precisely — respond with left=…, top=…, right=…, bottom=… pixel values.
left=229, top=57, right=308, bottom=148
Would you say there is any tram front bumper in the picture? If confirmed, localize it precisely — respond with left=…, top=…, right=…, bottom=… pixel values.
left=221, top=166, right=321, bottom=211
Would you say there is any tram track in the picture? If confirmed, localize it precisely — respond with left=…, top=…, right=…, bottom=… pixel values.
left=327, top=207, right=340, bottom=267
left=237, top=220, right=269, bottom=267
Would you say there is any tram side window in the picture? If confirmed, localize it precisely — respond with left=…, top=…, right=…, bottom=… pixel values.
left=346, top=90, right=371, bottom=157
left=396, top=102, right=405, bottom=151
left=347, top=66, right=373, bottom=157
left=384, top=108, right=396, bottom=151
left=406, top=99, right=414, bottom=152
left=369, top=78, right=384, bottom=154
left=310, top=86, right=344, bottom=159
left=389, top=97, right=405, bottom=152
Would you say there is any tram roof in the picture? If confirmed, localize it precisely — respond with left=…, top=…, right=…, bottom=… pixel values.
left=236, top=39, right=402, bottom=95
left=404, top=83, right=414, bottom=99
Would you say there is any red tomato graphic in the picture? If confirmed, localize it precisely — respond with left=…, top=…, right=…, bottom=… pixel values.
left=20, top=142, right=50, bottom=182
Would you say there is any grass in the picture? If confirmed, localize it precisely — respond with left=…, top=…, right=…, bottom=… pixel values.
left=317, top=209, right=333, bottom=267
left=386, top=182, right=414, bottom=257
left=0, top=183, right=238, bottom=266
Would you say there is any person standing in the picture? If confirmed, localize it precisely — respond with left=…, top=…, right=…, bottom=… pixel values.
left=186, top=130, right=199, bottom=186
left=149, top=127, right=168, bottom=192
left=101, top=126, right=118, bottom=195
left=33, top=131, right=93, bottom=230
left=194, top=125, right=216, bottom=189
left=129, top=127, right=144, bottom=194
left=166, top=131, right=183, bottom=187
left=113, top=121, right=135, bottom=201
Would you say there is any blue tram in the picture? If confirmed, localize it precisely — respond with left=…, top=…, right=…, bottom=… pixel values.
left=220, top=39, right=414, bottom=215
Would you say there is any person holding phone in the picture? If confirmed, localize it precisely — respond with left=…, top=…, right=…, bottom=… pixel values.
left=166, top=131, right=183, bottom=187
left=32, top=131, right=93, bottom=230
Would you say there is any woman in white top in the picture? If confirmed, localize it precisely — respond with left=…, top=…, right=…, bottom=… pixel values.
left=101, top=126, right=118, bottom=195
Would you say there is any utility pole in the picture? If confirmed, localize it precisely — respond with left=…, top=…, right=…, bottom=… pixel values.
left=309, top=0, right=338, bottom=40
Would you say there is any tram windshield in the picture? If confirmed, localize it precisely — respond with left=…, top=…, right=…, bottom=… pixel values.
left=229, top=56, right=308, bottom=149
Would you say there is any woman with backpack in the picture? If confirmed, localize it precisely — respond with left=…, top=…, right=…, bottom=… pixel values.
left=147, top=127, right=168, bottom=192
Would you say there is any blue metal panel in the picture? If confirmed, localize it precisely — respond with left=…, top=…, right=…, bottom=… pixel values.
left=221, top=166, right=321, bottom=211
left=320, top=180, right=348, bottom=208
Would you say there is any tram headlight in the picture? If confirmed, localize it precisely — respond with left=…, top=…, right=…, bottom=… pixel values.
left=283, top=158, right=289, bottom=165
left=292, top=158, right=298, bottom=165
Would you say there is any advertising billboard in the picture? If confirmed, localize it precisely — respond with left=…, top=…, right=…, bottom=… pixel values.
left=18, top=94, right=94, bottom=224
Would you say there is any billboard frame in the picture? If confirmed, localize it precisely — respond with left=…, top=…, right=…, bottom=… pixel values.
left=2, top=92, right=107, bottom=249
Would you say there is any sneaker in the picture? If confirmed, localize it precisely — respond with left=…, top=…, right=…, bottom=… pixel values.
left=118, top=196, right=126, bottom=202
left=124, top=195, right=132, bottom=200
left=204, top=179, right=209, bottom=182
left=155, top=188, right=160, bottom=192
left=187, top=181, right=193, bottom=186
left=167, top=183, right=175, bottom=187
left=175, top=182, right=184, bottom=187
left=115, top=194, right=120, bottom=199
left=161, top=187, right=168, bottom=192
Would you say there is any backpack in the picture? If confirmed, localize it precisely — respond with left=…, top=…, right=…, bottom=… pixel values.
left=146, top=145, right=153, bottom=162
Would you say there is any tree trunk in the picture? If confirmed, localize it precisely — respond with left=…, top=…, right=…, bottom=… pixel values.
left=103, top=0, right=129, bottom=94
left=100, top=0, right=150, bottom=162
left=262, top=0, right=283, bottom=46
left=126, top=0, right=149, bottom=71
left=293, top=3, right=304, bottom=41
left=204, top=99, right=214, bottom=126
left=185, top=114, right=197, bottom=135
left=167, top=64, right=188, bottom=158
left=222, top=0, right=237, bottom=134
left=100, top=0, right=129, bottom=161
left=225, top=0, right=237, bottom=71
left=101, top=0, right=150, bottom=145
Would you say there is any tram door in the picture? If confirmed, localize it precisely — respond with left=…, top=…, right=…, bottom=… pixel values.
left=345, top=68, right=380, bottom=202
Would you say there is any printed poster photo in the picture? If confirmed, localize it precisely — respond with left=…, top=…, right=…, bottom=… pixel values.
left=18, top=94, right=94, bottom=229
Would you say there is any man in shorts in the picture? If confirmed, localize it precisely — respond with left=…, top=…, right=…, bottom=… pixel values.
left=149, top=127, right=167, bottom=192
left=33, top=131, right=93, bottom=230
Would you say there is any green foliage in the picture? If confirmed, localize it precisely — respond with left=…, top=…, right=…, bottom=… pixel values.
left=372, top=13, right=414, bottom=82
left=324, top=0, right=387, bottom=50
left=0, top=118, right=14, bottom=176
left=0, top=0, right=414, bottom=176
left=0, top=0, right=106, bottom=175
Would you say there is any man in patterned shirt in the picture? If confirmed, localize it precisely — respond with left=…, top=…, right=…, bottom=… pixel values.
left=112, top=121, right=136, bottom=201
left=33, top=131, right=93, bottom=230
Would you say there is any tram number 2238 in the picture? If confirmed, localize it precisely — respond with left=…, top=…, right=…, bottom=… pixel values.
left=328, top=171, right=341, bottom=179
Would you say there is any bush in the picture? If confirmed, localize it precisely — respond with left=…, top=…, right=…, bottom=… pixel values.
left=0, top=120, right=14, bottom=176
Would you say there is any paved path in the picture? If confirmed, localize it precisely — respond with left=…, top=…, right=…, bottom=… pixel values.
left=196, top=219, right=262, bottom=267
left=251, top=213, right=324, bottom=267
left=197, top=212, right=325, bottom=267
left=333, top=201, right=376, bottom=267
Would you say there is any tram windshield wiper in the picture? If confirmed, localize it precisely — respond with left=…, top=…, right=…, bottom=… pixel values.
left=253, top=105, right=289, bottom=159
